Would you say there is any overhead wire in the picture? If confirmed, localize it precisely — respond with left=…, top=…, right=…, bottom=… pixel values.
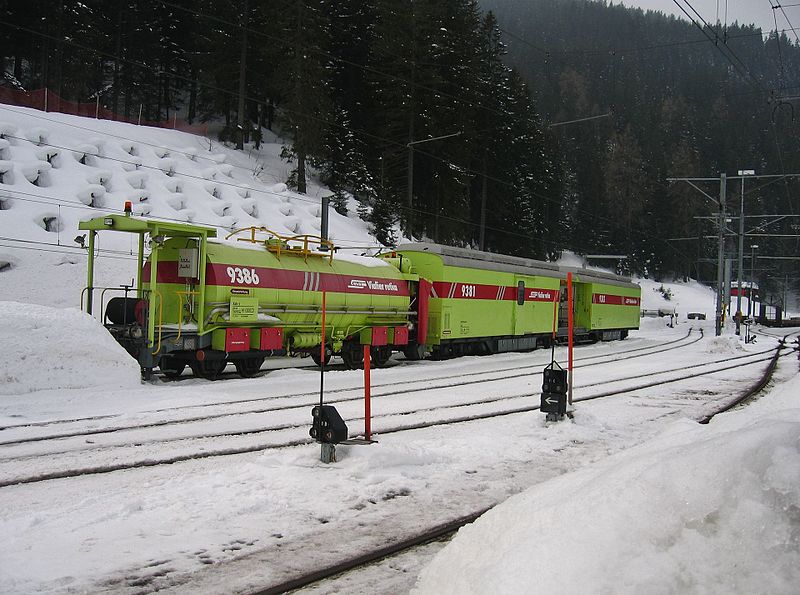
left=671, top=0, right=770, bottom=95
left=669, top=0, right=796, bottom=236
left=772, top=0, right=800, bottom=44
left=767, top=1, right=800, bottom=230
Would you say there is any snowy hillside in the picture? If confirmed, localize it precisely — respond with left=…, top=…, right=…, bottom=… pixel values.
left=0, top=103, right=727, bottom=318
left=0, top=105, right=378, bottom=308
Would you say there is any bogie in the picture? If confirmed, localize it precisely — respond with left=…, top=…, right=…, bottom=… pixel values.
left=234, top=356, right=265, bottom=377
left=310, top=345, right=332, bottom=367
left=190, top=358, right=226, bottom=381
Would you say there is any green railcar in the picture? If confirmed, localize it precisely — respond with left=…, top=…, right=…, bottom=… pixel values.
left=560, top=267, right=641, bottom=341
left=388, top=244, right=641, bottom=357
left=79, top=214, right=415, bottom=378
left=391, top=243, right=562, bottom=358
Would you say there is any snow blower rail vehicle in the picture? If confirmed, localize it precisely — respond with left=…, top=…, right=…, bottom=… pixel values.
left=79, top=213, right=641, bottom=379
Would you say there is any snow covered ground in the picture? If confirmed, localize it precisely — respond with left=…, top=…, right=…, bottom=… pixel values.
left=0, top=307, right=796, bottom=594
left=413, top=367, right=800, bottom=595
left=1, top=106, right=798, bottom=593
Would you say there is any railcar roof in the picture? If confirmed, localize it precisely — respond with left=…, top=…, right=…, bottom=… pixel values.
left=395, top=242, right=560, bottom=277
left=396, top=242, right=638, bottom=288
left=79, top=214, right=217, bottom=237
left=559, top=265, right=637, bottom=288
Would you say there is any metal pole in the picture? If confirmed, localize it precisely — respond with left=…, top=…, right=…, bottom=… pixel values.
left=716, top=174, right=727, bottom=336
left=319, top=291, right=326, bottom=409
left=723, top=258, right=733, bottom=318
left=406, top=144, right=413, bottom=238
left=784, top=274, right=788, bottom=312
left=749, top=247, right=757, bottom=317
left=736, top=176, right=745, bottom=318
left=567, top=272, right=574, bottom=407
left=86, top=231, right=96, bottom=315
left=363, top=344, right=371, bottom=441
left=320, top=195, right=330, bottom=243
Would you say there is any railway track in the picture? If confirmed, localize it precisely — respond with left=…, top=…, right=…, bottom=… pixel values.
left=0, top=330, right=707, bottom=456
left=0, top=329, right=701, bottom=441
left=152, top=328, right=699, bottom=384
left=244, top=339, right=797, bottom=595
left=0, top=337, right=789, bottom=489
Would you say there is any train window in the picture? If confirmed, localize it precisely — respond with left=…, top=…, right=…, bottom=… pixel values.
left=517, top=281, right=525, bottom=305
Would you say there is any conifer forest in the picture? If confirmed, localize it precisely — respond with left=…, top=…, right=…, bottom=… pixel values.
left=2, top=0, right=799, bottom=304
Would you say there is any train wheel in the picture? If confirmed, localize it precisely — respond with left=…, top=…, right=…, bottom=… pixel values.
left=432, top=344, right=453, bottom=360
left=159, top=356, right=186, bottom=379
left=234, top=356, right=265, bottom=378
left=311, top=345, right=332, bottom=367
left=341, top=342, right=364, bottom=369
left=191, top=359, right=226, bottom=380
left=370, top=346, right=392, bottom=367
left=403, top=343, right=425, bottom=360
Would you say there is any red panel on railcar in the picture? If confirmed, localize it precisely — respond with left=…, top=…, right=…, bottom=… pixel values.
left=393, top=326, right=409, bottom=345
left=225, top=328, right=251, bottom=352
left=372, top=326, right=388, bottom=346
left=259, top=327, right=283, bottom=350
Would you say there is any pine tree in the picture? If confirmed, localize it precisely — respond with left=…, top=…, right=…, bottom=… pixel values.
left=276, top=0, right=332, bottom=194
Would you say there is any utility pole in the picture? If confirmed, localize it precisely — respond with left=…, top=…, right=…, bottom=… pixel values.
left=749, top=244, right=759, bottom=317
left=666, top=173, right=727, bottom=336
left=668, top=171, right=800, bottom=336
left=716, top=173, right=726, bottom=336
left=736, top=170, right=755, bottom=326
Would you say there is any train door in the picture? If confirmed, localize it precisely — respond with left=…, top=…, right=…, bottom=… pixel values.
left=512, top=278, right=528, bottom=335
left=557, top=281, right=569, bottom=330
left=441, top=305, right=452, bottom=339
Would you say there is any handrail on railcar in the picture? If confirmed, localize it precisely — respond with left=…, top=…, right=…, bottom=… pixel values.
left=225, top=226, right=335, bottom=263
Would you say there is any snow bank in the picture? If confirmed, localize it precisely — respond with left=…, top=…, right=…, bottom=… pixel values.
left=0, top=301, right=140, bottom=395
left=413, top=385, right=800, bottom=594
left=706, top=336, right=746, bottom=354
left=638, top=277, right=715, bottom=316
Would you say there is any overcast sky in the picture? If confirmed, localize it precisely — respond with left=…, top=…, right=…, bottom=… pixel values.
left=616, top=1, right=800, bottom=33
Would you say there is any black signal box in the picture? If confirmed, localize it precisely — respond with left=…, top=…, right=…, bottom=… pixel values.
left=310, top=405, right=348, bottom=444
left=541, top=362, right=568, bottom=416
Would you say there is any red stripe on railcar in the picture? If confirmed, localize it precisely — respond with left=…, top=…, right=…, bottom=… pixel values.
left=592, top=293, right=641, bottom=306
left=144, top=262, right=410, bottom=296
left=431, top=282, right=557, bottom=302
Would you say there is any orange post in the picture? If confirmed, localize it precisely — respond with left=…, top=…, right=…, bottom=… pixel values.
left=567, top=272, right=574, bottom=406
left=363, top=344, right=371, bottom=441
left=318, top=292, right=327, bottom=409
left=320, top=291, right=326, bottom=346
left=549, top=286, right=559, bottom=362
